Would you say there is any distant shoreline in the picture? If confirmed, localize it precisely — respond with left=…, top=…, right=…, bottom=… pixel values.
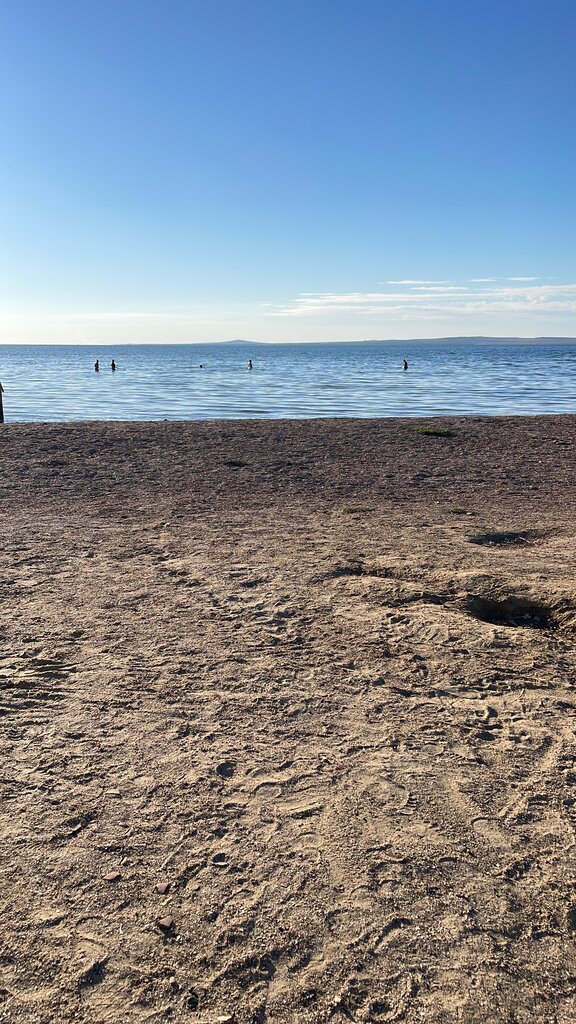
left=1, top=337, right=576, bottom=347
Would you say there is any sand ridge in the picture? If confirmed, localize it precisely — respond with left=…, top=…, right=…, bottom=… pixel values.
left=0, top=415, right=576, bottom=1023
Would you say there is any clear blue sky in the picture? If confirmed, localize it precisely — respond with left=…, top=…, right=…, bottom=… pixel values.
left=1, top=0, right=575, bottom=342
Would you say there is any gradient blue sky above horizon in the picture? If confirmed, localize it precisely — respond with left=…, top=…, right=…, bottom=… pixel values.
left=1, top=0, right=575, bottom=344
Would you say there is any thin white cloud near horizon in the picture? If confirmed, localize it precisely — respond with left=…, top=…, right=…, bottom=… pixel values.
left=470, top=277, right=540, bottom=283
left=272, top=279, right=576, bottom=320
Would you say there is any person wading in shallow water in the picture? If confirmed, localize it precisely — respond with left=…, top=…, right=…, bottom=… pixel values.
left=111, top=360, right=116, bottom=372
left=248, top=359, right=253, bottom=370
left=94, top=360, right=100, bottom=372
left=402, top=359, right=408, bottom=370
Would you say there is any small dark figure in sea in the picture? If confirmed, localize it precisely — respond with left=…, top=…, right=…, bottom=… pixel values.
left=248, top=359, right=253, bottom=370
left=402, top=359, right=408, bottom=371
left=111, top=359, right=116, bottom=372
left=199, top=364, right=203, bottom=368
left=94, top=359, right=100, bottom=372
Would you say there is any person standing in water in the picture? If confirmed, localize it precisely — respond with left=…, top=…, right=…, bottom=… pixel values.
left=248, top=359, right=253, bottom=370
left=94, top=359, right=100, bottom=372
left=402, top=359, right=408, bottom=370
left=111, top=359, right=116, bottom=372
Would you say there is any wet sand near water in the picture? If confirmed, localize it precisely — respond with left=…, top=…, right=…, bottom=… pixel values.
left=1, top=415, right=576, bottom=1023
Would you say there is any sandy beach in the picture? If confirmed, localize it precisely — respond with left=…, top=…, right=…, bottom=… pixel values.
left=1, top=414, right=576, bottom=1024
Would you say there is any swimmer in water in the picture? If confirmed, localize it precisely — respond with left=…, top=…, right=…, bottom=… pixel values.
left=111, top=359, right=116, bottom=372
left=402, top=359, right=408, bottom=371
left=94, top=359, right=100, bottom=372
left=248, top=359, right=253, bottom=370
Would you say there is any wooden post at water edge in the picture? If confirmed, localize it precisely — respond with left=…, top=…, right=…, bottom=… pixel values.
left=0, top=382, right=4, bottom=424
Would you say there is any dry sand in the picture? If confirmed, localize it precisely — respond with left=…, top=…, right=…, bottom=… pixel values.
left=1, top=414, right=576, bottom=1024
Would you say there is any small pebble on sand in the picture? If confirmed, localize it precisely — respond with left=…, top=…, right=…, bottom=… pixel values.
left=156, top=916, right=175, bottom=931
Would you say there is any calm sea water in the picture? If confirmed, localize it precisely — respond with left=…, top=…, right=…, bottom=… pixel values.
left=0, top=342, right=575, bottom=422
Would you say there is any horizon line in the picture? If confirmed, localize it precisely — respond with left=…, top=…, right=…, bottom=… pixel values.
left=2, top=335, right=576, bottom=347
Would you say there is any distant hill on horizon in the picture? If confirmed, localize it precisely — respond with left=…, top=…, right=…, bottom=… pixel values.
left=217, top=336, right=576, bottom=346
